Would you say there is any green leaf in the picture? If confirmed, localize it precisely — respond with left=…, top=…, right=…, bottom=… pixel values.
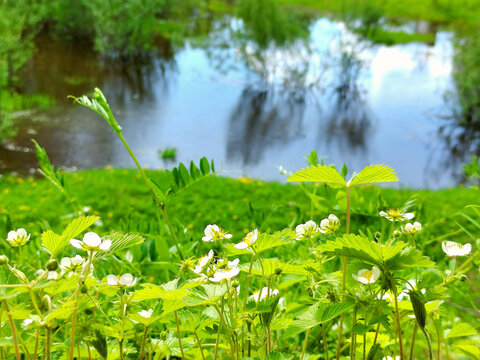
left=224, top=229, right=295, bottom=255
left=246, top=258, right=321, bottom=277
left=287, top=165, right=346, bottom=188
left=178, top=163, right=191, bottom=187
left=42, top=216, right=100, bottom=256
left=32, top=139, right=65, bottom=193
left=95, top=232, right=145, bottom=259
left=183, top=284, right=228, bottom=307
left=199, top=157, right=210, bottom=175
left=62, top=216, right=101, bottom=244
left=90, top=330, right=108, bottom=359
left=315, top=301, right=354, bottom=323
left=266, top=352, right=294, bottom=360
left=446, top=323, right=478, bottom=338
left=283, top=301, right=353, bottom=337
left=317, top=234, right=434, bottom=270
left=190, top=160, right=201, bottom=180
left=348, top=164, right=399, bottom=186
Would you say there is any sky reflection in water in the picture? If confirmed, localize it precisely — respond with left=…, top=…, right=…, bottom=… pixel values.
left=2, top=17, right=460, bottom=188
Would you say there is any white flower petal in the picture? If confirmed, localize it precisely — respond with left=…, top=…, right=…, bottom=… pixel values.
left=119, top=273, right=134, bottom=286
left=99, top=239, right=111, bottom=251
left=234, top=242, right=248, bottom=249
left=106, top=275, right=118, bottom=286
left=70, top=239, right=84, bottom=249
left=83, top=232, right=102, bottom=247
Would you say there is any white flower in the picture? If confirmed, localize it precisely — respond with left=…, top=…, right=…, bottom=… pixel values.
left=234, top=229, right=258, bottom=249
left=295, top=221, right=319, bottom=240
left=22, top=318, right=34, bottom=327
left=209, top=259, right=240, bottom=282
left=70, top=232, right=111, bottom=252
left=352, top=266, right=380, bottom=284
left=379, top=209, right=414, bottom=222
left=202, top=224, right=232, bottom=242
left=319, top=214, right=340, bottom=234
left=403, top=222, right=422, bottom=235
left=60, top=255, right=85, bottom=276
left=6, top=228, right=31, bottom=247
left=36, top=269, right=59, bottom=280
left=194, top=250, right=214, bottom=274
left=251, top=287, right=279, bottom=302
left=138, top=309, right=154, bottom=319
left=382, top=356, right=400, bottom=360
left=442, top=241, right=472, bottom=257
left=106, top=273, right=137, bottom=287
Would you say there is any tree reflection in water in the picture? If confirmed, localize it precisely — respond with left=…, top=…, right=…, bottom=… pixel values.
left=226, top=87, right=305, bottom=165
left=323, top=45, right=372, bottom=154
left=440, top=28, right=480, bottom=180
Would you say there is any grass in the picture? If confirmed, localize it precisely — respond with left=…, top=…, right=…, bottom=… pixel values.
left=0, top=168, right=477, bottom=256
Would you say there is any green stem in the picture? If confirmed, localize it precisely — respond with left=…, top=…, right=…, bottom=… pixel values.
left=409, top=323, right=418, bottom=360
left=393, top=287, right=405, bottom=360
left=33, top=327, right=39, bottom=360
left=351, top=306, right=357, bottom=360
left=336, top=186, right=351, bottom=360
left=421, top=327, right=433, bottom=360
left=214, top=317, right=222, bottom=360
left=139, top=326, right=149, bottom=360
left=320, top=324, right=330, bottom=360
left=174, top=311, right=186, bottom=360
left=119, top=340, right=124, bottom=360
left=116, top=132, right=184, bottom=260
left=433, top=318, right=441, bottom=360
left=2, top=300, right=20, bottom=360
left=243, top=253, right=256, bottom=309
left=194, top=330, right=206, bottom=360
left=69, top=251, right=94, bottom=360
left=300, top=329, right=310, bottom=360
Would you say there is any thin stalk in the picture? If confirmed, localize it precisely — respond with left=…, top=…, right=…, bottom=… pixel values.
left=117, top=132, right=184, bottom=260
left=139, top=326, right=149, bottom=360
left=28, top=288, right=44, bottom=320
left=119, top=340, right=124, bottom=360
left=174, top=311, right=186, bottom=360
left=214, top=304, right=235, bottom=354
left=409, top=323, right=418, bottom=360
left=44, top=327, right=51, bottom=360
left=393, top=287, right=404, bottom=360
left=320, top=324, right=330, bottom=360
left=194, top=330, right=206, bottom=360
left=363, top=316, right=366, bottom=360
left=373, top=291, right=385, bottom=346
left=300, top=329, right=310, bottom=360
left=69, top=251, right=94, bottom=360
left=33, top=327, right=39, bottom=360
left=3, top=300, right=20, bottom=360
left=243, top=253, right=256, bottom=309
left=336, top=186, right=351, bottom=360
left=214, top=319, right=222, bottom=360
left=433, top=318, right=441, bottom=360
left=351, top=306, right=357, bottom=360
left=420, top=327, right=433, bottom=360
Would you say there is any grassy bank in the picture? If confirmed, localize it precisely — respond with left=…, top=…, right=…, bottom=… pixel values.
left=0, top=168, right=477, bottom=254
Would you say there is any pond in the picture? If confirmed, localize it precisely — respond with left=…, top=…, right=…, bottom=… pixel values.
left=0, top=15, right=469, bottom=188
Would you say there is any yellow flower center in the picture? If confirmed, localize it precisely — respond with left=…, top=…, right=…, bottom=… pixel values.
left=361, top=270, right=373, bottom=281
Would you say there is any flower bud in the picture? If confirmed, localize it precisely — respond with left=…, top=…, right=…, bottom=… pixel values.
left=409, top=289, right=426, bottom=329
left=46, top=259, right=58, bottom=271
left=274, top=268, right=283, bottom=276
left=42, top=295, right=52, bottom=313
left=232, top=280, right=240, bottom=288
left=80, top=284, right=89, bottom=294
left=0, top=255, right=8, bottom=265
